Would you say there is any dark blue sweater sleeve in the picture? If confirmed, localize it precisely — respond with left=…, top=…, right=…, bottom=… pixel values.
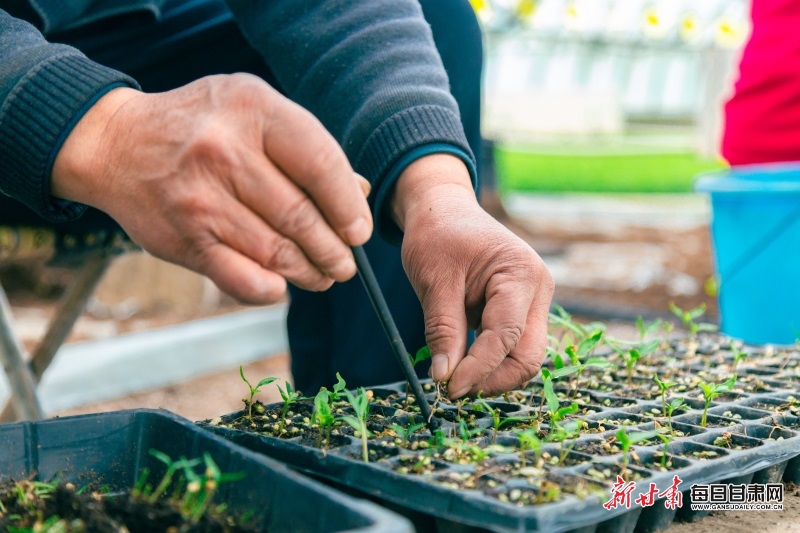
left=225, top=0, right=477, bottom=243
left=0, top=9, right=140, bottom=222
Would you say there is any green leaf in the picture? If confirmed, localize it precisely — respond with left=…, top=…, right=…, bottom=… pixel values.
left=717, top=375, right=737, bottom=394
left=688, top=304, right=707, bottom=321
left=638, top=339, right=661, bottom=356
left=636, top=316, right=645, bottom=337
left=653, top=374, right=676, bottom=391
left=626, top=430, right=659, bottom=446
left=566, top=345, right=579, bottom=366
left=551, top=365, right=581, bottom=380
left=552, top=352, right=565, bottom=370
left=149, top=449, right=173, bottom=466
left=577, top=329, right=603, bottom=356
left=668, top=398, right=685, bottom=410
left=333, top=373, right=347, bottom=394
left=553, top=402, right=579, bottom=421
left=411, top=345, right=432, bottom=366
left=543, top=375, right=560, bottom=414
left=338, top=415, right=362, bottom=432
left=584, top=357, right=616, bottom=369
left=256, top=377, right=277, bottom=390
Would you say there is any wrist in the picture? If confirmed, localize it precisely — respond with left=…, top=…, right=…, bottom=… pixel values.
left=51, top=86, right=141, bottom=207
left=391, top=153, right=477, bottom=231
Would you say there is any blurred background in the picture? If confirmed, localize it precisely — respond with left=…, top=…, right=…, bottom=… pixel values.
left=0, top=0, right=750, bottom=420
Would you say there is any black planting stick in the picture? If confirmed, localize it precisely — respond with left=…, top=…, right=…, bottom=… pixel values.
left=351, top=246, right=439, bottom=431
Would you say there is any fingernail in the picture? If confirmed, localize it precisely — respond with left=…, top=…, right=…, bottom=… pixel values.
left=431, top=354, right=449, bottom=381
left=449, top=383, right=472, bottom=399
left=344, top=217, right=371, bottom=245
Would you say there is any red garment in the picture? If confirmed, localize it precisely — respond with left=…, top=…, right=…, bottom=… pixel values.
left=722, top=0, right=800, bottom=165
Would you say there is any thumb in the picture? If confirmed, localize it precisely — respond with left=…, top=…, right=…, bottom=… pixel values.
left=421, top=286, right=469, bottom=383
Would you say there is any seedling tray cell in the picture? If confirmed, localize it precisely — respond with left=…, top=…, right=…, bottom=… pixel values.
left=202, top=335, right=800, bottom=532
left=0, top=409, right=411, bottom=532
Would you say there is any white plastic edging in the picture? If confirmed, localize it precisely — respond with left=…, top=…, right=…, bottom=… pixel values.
left=0, top=305, right=288, bottom=414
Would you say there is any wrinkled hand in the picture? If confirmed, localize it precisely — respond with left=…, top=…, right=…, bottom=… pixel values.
left=394, top=154, right=554, bottom=399
left=52, top=74, right=372, bottom=304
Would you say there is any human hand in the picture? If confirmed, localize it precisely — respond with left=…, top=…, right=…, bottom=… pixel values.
left=393, top=154, right=554, bottom=398
left=51, top=74, right=372, bottom=304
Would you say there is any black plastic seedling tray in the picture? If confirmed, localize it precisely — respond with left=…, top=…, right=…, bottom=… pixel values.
left=202, top=336, right=800, bottom=533
left=0, top=409, right=412, bottom=532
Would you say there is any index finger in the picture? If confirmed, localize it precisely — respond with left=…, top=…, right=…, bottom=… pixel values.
left=264, top=98, right=373, bottom=246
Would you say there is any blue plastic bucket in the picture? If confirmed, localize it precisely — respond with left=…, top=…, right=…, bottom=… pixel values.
left=695, top=163, right=800, bottom=345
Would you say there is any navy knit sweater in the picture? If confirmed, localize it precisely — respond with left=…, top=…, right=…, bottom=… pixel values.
left=0, top=0, right=475, bottom=242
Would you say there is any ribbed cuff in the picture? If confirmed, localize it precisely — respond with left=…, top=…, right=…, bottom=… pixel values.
left=373, top=144, right=477, bottom=246
left=0, top=52, right=139, bottom=222
left=354, top=105, right=476, bottom=244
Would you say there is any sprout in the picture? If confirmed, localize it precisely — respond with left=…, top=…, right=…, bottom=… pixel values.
left=277, top=381, right=303, bottom=435
left=616, top=429, right=658, bottom=481
left=239, top=366, right=276, bottom=423
left=339, top=388, right=372, bottom=462
left=699, top=375, right=737, bottom=427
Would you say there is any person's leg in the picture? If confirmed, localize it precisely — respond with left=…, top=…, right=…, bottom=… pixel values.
left=290, top=0, right=484, bottom=393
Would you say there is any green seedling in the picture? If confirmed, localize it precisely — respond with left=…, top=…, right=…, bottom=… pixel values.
left=277, top=381, right=303, bottom=435
left=636, top=316, right=664, bottom=341
left=699, top=375, right=737, bottom=427
left=653, top=374, right=678, bottom=417
left=140, top=450, right=202, bottom=504
left=538, top=368, right=580, bottom=430
left=665, top=397, right=685, bottom=434
left=614, top=339, right=660, bottom=385
left=313, top=388, right=335, bottom=449
left=731, top=342, right=748, bottom=373
left=239, top=366, right=277, bottom=422
left=657, top=433, right=674, bottom=468
left=669, top=302, right=717, bottom=354
left=473, top=397, right=534, bottom=444
left=131, top=450, right=244, bottom=524
left=339, top=388, right=372, bottom=462
left=517, top=429, right=544, bottom=468
left=616, top=429, right=659, bottom=481
left=391, top=421, right=425, bottom=447
left=563, top=329, right=615, bottom=396
left=550, top=420, right=581, bottom=466
left=178, top=453, right=246, bottom=522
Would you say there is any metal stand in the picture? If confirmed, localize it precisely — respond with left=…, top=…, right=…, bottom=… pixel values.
left=0, top=253, right=112, bottom=422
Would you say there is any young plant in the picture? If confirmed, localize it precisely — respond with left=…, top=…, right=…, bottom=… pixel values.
left=653, top=374, right=677, bottom=417
left=699, top=375, right=737, bottom=427
left=616, top=429, right=659, bottom=481
left=178, top=453, right=246, bottom=523
left=636, top=316, right=664, bottom=341
left=550, top=421, right=581, bottom=466
left=313, top=388, right=335, bottom=449
left=517, top=429, right=544, bottom=469
left=238, top=366, right=276, bottom=423
left=669, top=302, right=717, bottom=355
left=339, top=388, right=372, bottom=462
left=731, top=342, right=748, bottom=373
left=665, top=397, right=685, bottom=434
left=656, top=433, right=674, bottom=468
left=277, top=381, right=303, bottom=435
left=391, top=421, right=425, bottom=447
left=403, top=345, right=432, bottom=409
left=473, top=397, right=535, bottom=444
left=618, top=339, right=660, bottom=385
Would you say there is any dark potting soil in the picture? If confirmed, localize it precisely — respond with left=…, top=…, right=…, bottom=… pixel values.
left=0, top=480, right=257, bottom=533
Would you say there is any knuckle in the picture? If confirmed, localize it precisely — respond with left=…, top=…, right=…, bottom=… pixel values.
left=303, top=141, right=346, bottom=178
left=276, top=195, right=320, bottom=237
left=424, top=314, right=463, bottom=347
